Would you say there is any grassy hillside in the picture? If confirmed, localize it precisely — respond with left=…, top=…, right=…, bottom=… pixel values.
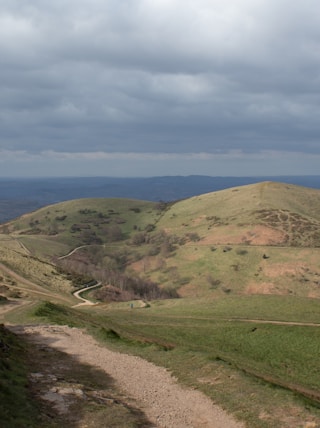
left=1, top=198, right=159, bottom=251
left=1, top=182, right=320, bottom=299
left=4, top=182, right=320, bottom=250
left=156, top=181, right=320, bottom=246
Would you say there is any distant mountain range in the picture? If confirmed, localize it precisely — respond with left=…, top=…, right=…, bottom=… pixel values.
left=1, top=175, right=320, bottom=223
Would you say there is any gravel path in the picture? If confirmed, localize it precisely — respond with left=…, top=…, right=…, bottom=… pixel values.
left=12, top=324, right=244, bottom=428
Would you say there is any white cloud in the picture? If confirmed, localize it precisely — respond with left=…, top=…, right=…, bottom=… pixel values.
left=1, top=148, right=320, bottom=177
left=1, top=148, right=319, bottom=162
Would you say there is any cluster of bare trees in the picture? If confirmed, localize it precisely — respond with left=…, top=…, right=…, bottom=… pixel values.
left=56, top=247, right=178, bottom=302
left=93, top=272, right=178, bottom=302
left=131, top=229, right=187, bottom=259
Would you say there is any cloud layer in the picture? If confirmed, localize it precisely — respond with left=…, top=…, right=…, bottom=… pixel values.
left=1, top=1, right=320, bottom=175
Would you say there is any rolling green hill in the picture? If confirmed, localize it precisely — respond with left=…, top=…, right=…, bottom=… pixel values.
left=2, top=198, right=159, bottom=249
left=0, top=181, right=320, bottom=300
left=156, top=181, right=320, bottom=246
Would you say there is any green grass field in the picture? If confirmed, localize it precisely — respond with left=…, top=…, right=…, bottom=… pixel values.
left=25, top=295, right=320, bottom=428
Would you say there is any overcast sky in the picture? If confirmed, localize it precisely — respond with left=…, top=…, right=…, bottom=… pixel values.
left=1, top=0, right=320, bottom=177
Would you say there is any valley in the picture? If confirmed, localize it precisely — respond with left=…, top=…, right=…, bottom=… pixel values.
left=1, top=181, right=320, bottom=427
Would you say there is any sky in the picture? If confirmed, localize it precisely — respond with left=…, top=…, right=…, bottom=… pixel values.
left=1, top=0, right=320, bottom=177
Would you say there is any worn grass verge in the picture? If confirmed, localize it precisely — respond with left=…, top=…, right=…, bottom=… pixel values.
left=33, top=301, right=174, bottom=351
left=0, top=324, right=39, bottom=428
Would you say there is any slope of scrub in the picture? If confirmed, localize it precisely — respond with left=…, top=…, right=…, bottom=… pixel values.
left=1, top=182, right=320, bottom=299
left=156, top=182, right=320, bottom=247
left=1, top=198, right=161, bottom=256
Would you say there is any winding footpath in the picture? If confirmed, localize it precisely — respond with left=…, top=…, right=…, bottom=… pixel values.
left=72, top=282, right=101, bottom=307
left=11, top=324, right=244, bottom=428
left=57, top=245, right=91, bottom=260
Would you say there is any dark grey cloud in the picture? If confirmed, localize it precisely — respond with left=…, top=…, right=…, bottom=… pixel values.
left=0, top=0, right=320, bottom=176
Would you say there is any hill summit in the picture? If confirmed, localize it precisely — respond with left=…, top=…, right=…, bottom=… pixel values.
left=155, top=181, right=320, bottom=247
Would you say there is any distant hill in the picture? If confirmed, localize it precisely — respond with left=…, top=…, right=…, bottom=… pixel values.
left=2, top=181, right=320, bottom=300
left=156, top=181, right=320, bottom=247
left=1, top=175, right=320, bottom=223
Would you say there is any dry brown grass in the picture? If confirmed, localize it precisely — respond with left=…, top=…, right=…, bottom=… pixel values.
left=199, top=225, right=287, bottom=246
left=0, top=245, right=73, bottom=297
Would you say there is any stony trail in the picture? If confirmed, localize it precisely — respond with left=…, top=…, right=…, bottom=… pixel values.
left=11, top=324, right=244, bottom=428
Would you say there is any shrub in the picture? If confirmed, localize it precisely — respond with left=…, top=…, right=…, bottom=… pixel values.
left=236, top=249, right=248, bottom=255
left=186, top=232, right=200, bottom=242
left=55, top=215, right=67, bottom=221
left=79, top=209, right=97, bottom=214
left=206, top=275, right=221, bottom=289
left=145, top=224, right=155, bottom=232
left=131, top=232, right=147, bottom=245
left=0, top=295, right=8, bottom=303
left=147, top=245, right=160, bottom=256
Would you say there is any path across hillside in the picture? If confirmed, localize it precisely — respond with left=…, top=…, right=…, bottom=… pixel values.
left=0, top=262, right=72, bottom=304
left=72, top=282, right=101, bottom=307
left=11, top=324, right=244, bottom=428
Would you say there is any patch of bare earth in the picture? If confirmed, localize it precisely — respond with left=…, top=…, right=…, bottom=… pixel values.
left=130, top=256, right=165, bottom=274
left=263, top=263, right=320, bottom=298
left=192, top=215, right=207, bottom=226
left=0, top=299, right=30, bottom=319
left=179, top=282, right=206, bottom=298
left=200, top=225, right=286, bottom=246
left=11, top=324, right=244, bottom=428
left=244, top=282, right=281, bottom=295
left=263, top=262, right=307, bottom=278
left=184, top=252, right=201, bottom=261
left=308, top=291, right=320, bottom=298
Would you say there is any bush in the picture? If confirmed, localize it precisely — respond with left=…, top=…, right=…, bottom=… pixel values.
left=236, top=249, right=248, bottom=255
left=147, top=245, right=160, bottom=256
left=186, top=232, right=200, bottom=242
left=131, top=232, right=147, bottom=245
left=177, top=277, right=190, bottom=285
left=55, top=215, right=67, bottom=221
left=206, top=275, right=221, bottom=289
left=129, top=207, right=141, bottom=213
left=0, top=295, right=8, bottom=303
left=145, top=224, right=155, bottom=233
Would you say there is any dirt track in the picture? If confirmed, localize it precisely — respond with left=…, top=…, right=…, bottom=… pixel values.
left=0, top=262, right=72, bottom=304
left=11, top=324, right=244, bottom=428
